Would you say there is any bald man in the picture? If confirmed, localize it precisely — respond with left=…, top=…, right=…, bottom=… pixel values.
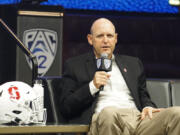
left=60, top=18, right=180, bottom=135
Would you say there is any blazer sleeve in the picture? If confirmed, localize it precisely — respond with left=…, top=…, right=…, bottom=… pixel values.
left=59, top=60, right=94, bottom=119
left=137, top=58, right=157, bottom=109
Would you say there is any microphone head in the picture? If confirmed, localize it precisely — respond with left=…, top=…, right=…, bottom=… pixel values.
left=100, top=53, right=108, bottom=59
left=97, top=53, right=112, bottom=72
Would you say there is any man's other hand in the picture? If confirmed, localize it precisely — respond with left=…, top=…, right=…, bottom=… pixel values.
left=141, top=107, right=164, bottom=120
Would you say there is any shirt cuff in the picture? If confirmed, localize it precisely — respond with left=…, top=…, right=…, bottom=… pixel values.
left=143, top=106, right=153, bottom=109
left=89, top=80, right=99, bottom=96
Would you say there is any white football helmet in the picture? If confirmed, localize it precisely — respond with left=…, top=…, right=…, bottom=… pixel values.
left=0, top=81, right=46, bottom=125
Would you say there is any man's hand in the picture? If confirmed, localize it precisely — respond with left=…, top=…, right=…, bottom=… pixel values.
left=141, top=107, right=163, bottom=120
left=93, top=71, right=110, bottom=89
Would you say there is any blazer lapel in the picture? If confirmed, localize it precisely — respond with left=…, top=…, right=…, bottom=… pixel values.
left=115, top=55, right=136, bottom=98
left=115, top=55, right=129, bottom=82
left=84, top=53, right=98, bottom=115
left=85, top=53, right=97, bottom=80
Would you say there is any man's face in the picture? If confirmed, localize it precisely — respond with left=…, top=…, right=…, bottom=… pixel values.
left=87, top=20, right=117, bottom=59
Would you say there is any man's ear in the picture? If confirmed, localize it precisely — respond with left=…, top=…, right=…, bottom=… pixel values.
left=114, top=33, right=118, bottom=44
left=87, top=34, right=93, bottom=46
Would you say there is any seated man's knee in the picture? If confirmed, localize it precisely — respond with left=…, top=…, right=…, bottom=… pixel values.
left=97, top=107, right=119, bottom=126
left=166, top=106, right=180, bottom=119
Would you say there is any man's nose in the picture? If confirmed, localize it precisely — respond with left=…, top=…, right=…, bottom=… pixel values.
left=103, top=36, right=108, bottom=42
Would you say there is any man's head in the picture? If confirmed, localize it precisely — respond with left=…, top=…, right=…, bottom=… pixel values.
left=87, top=18, right=117, bottom=59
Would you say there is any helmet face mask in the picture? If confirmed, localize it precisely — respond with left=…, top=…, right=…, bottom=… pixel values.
left=0, top=81, right=46, bottom=125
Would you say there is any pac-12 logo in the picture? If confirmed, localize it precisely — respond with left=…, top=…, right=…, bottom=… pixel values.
left=23, top=29, right=58, bottom=76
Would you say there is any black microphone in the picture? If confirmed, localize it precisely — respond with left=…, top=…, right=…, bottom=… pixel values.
left=96, top=53, right=112, bottom=91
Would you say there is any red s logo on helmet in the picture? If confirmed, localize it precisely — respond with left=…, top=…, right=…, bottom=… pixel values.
left=8, top=86, right=20, bottom=100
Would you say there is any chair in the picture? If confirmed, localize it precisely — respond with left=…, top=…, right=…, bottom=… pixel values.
left=42, top=76, right=89, bottom=135
left=146, top=79, right=171, bottom=108
left=42, top=76, right=65, bottom=124
left=170, top=80, right=180, bottom=106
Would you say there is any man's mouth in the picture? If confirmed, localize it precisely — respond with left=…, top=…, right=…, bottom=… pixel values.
left=102, top=46, right=110, bottom=49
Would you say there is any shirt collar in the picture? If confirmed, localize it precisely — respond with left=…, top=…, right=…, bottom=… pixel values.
left=95, top=54, right=115, bottom=60
left=112, top=54, right=115, bottom=61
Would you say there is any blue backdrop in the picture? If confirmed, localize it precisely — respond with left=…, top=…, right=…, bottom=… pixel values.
left=0, top=0, right=179, bottom=13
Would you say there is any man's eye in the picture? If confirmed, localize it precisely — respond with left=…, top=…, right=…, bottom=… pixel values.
left=96, top=34, right=114, bottom=38
left=107, top=35, right=113, bottom=38
left=97, top=35, right=103, bottom=38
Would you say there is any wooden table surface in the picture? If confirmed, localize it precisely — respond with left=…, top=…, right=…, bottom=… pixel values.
left=0, top=124, right=89, bottom=134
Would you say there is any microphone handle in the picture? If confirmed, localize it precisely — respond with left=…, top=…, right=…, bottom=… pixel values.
left=99, top=85, right=104, bottom=91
